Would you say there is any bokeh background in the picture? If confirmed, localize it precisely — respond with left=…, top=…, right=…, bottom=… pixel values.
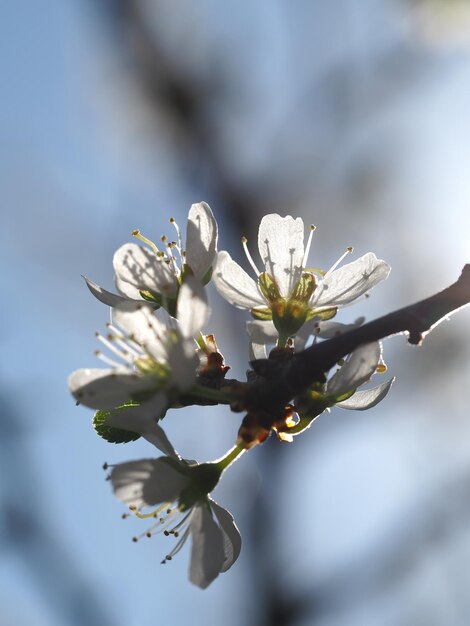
left=2, top=1, right=470, bottom=625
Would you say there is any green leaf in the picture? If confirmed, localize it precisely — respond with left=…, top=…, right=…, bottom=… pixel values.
left=93, top=409, right=141, bottom=444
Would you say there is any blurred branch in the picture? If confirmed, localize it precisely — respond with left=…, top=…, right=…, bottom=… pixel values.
left=290, top=458, right=470, bottom=619
left=0, top=395, right=115, bottom=626
left=91, top=0, right=279, bottom=236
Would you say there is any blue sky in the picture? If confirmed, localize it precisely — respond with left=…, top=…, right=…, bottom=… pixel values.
left=1, top=1, right=470, bottom=625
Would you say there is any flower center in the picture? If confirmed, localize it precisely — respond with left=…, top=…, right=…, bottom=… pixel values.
left=132, top=216, right=187, bottom=283
left=93, top=322, right=169, bottom=385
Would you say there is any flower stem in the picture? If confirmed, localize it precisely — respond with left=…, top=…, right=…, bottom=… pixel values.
left=189, top=384, right=239, bottom=404
left=214, top=442, right=247, bottom=472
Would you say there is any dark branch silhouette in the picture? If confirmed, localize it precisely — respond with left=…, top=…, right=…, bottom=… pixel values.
left=243, top=264, right=470, bottom=427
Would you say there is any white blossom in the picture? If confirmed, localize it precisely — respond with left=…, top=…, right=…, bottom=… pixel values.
left=213, top=214, right=390, bottom=342
left=85, top=202, right=217, bottom=311
left=111, top=456, right=241, bottom=588
left=68, top=280, right=209, bottom=453
left=313, top=341, right=394, bottom=413
left=283, top=342, right=394, bottom=440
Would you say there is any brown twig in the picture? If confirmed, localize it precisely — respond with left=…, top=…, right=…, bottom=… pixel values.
left=247, top=265, right=470, bottom=428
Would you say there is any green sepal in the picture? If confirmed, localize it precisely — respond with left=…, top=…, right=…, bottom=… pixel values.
left=291, top=272, right=316, bottom=301
left=179, top=463, right=222, bottom=511
left=93, top=407, right=141, bottom=444
left=201, top=265, right=213, bottom=285
left=139, top=289, right=162, bottom=307
left=331, top=388, right=356, bottom=403
left=305, top=306, right=338, bottom=322
left=258, top=272, right=281, bottom=303
left=251, top=306, right=273, bottom=321
left=180, top=263, right=194, bottom=282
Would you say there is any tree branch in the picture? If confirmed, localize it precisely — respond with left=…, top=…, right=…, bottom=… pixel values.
left=247, top=265, right=470, bottom=427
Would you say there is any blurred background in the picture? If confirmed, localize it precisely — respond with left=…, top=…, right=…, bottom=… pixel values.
left=1, top=1, right=470, bottom=624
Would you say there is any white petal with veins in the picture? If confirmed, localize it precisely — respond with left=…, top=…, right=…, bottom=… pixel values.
left=111, top=458, right=188, bottom=506
left=210, top=499, right=242, bottom=573
left=314, top=253, right=390, bottom=307
left=327, top=342, right=381, bottom=396
left=337, top=377, right=395, bottom=410
left=113, top=243, right=178, bottom=297
left=213, top=251, right=265, bottom=308
left=185, top=202, right=218, bottom=278
left=257, top=214, right=305, bottom=297
left=189, top=505, right=225, bottom=589
left=68, top=368, right=152, bottom=410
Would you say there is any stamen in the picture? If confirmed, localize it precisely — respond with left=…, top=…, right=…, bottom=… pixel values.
left=161, top=524, right=192, bottom=563
left=132, top=230, right=161, bottom=256
left=105, top=325, right=141, bottom=357
left=324, top=246, right=354, bottom=277
left=165, top=243, right=181, bottom=279
left=302, top=225, right=316, bottom=268
left=94, top=350, right=122, bottom=368
left=241, top=237, right=261, bottom=276
left=170, top=218, right=184, bottom=256
left=95, top=332, right=134, bottom=365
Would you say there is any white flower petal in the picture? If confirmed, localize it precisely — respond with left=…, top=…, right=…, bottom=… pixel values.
left=314, top=317, right=366, bottom=338
left=111, top=458, right=188, bottom=506
left=327, top=342, right=381, bottom=396
left=167, top=338, right=198, bottom=392
left=176, top=277, right=210, bottom=338
left=113, top=243, right=178, bottom=297
left=314, top=253, right=390, bottom=307
left=213, top=251, right=265, bottom=309
left=189, top=504, right=225, bottom=589
left=112, top=307, right=167, bottom=362
left=84, top=277, right=129, bottom=307
left=106, top=396, right=180, bottom=458
left=68, top=368, right=150, bottom=410
left=246, top=320, right=277, bottom=360
left=337, top=377, right=395, bottom=410
left=257, top=214, right=305, bottom=297
left=294, top=317, right=365, bottom=352
left=210, top=499, right=242, bottom=573
left=185, top=202, right=218, bottom=278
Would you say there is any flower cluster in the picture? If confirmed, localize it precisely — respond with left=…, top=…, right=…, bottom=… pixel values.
left=69, top=204, right=393, bottom=587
